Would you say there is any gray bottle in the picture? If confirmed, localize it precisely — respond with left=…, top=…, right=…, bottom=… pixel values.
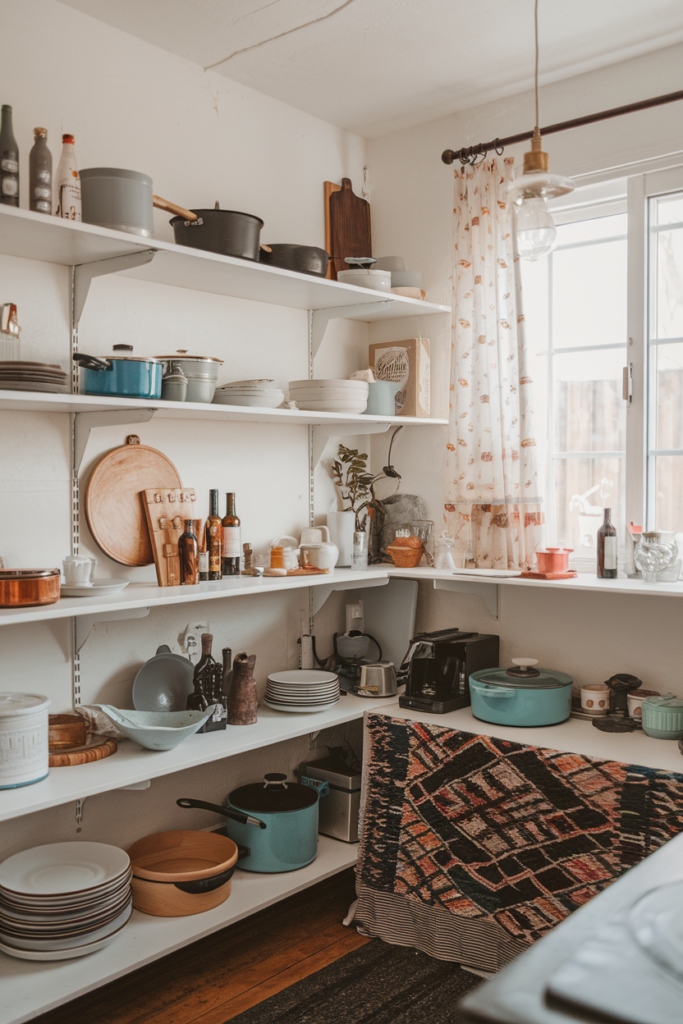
left=0, top=105, right=19, bottom=207
left=29, top=128, right=52, bottom=214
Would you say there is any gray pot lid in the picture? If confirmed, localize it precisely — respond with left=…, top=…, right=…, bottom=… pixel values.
left=471, top=666, right=573, bottom=690
left=80, top=167, right=152, bottom=186
left=229, top=773, right=318, bottom=813
left=156, top=353, right=224, bottom=364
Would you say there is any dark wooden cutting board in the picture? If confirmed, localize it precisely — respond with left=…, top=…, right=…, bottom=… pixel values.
left=325, top=178, right=372, bottom=280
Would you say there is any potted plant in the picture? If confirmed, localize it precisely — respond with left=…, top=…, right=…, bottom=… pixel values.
left=327, top=445, right=374, bottom=567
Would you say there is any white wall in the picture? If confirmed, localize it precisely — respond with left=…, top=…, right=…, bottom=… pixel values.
left=0, top=0, right=368, bottom=853
left=366, top=42, right=683, bottom=698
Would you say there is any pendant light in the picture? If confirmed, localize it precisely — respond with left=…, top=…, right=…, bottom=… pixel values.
left=508, top=0, right=575, bottom=260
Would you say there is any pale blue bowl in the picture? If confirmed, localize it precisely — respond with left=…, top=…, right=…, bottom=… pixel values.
left=94, top=705, right=217, bottom=751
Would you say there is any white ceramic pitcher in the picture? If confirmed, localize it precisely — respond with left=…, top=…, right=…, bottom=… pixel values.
left=299, top=526, right=339, bottom=571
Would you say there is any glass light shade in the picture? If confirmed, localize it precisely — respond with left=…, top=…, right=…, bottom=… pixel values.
left=514, top=197, right=557, bottom=261
left=508, top=170, right=575, bottom=204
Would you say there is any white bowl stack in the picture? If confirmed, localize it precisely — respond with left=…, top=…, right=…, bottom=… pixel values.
left=288, top=379, right=369, bottom=413
left=213, top=379, right=284, bottom=409
left=265, top=670, right=340, bottom=713
left=0, top=841, right=133, bottom=961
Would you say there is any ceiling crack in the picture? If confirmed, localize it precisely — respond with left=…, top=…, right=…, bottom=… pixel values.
left=203, top=0, right=360, bottom=70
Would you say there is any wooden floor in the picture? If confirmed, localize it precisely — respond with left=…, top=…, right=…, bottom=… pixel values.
left=33, top=868, right=368, bottom=1024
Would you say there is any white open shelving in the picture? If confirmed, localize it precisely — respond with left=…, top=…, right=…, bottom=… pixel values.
left=0, top=695, right=393, bottom=824
left=0, top=835, right=358, bottom=1024
left=0, top=204, right=451, bottom=318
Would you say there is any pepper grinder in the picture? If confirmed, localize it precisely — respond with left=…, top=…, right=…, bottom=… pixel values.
left=605, top=673, right=642, bottom=717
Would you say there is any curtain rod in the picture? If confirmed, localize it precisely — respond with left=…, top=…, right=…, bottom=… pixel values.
left=441, top=88, right=683, bottom=166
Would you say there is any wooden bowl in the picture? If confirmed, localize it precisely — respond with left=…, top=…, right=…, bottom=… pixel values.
left=127, top=830, right=239, bottom=917
left=49, top=714, right=87, bottom=750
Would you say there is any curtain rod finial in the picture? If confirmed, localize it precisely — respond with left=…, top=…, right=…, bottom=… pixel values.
left=442, top=149, right=455, bottom=165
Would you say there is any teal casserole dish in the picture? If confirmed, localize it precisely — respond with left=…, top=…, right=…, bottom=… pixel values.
left=642, top=694, right=683, bottom=739
left=470, top=659, right=573, bottom=727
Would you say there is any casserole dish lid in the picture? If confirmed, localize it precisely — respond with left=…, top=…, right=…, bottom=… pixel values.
left=0, top=569, right=60, bottom=579
left=643, top=693, right=683, bottom=710
left=471, top=664, right=573, bottom=690
left=230, top=773, right=317, bottom=814
left=0, top=693, right=51, bottom=715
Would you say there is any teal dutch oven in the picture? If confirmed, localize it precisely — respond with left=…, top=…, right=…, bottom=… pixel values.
left=470, top=659, right=573, bottom=727
left=178, top=772, right=329, bottom=874
left=73, top=345, right=163, bottom=399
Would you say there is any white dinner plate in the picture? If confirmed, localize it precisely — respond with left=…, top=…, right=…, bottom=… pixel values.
left=0, top=904, right=132, bottom=960
left=0, top=872, right=132, bottom=911
left=268, top=670, right=338, bottom=685
left=0, top=843, right=130, bottom=897
left=0, top=886, right=131, bottom=929
left=0, top=899, right=132, bottom=951
left=264, top=698, right=340, bottom=714
left=0, top=381, right=68, bottom=392
left=60, top=578, right=130, bottom=598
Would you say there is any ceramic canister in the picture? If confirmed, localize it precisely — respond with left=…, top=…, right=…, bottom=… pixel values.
left=580, top=685, right=611, bottom=713
left=0, top=693, right=51, bottom=788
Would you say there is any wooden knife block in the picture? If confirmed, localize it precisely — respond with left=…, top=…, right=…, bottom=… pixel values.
left=142, top=488, right=198, bottom=587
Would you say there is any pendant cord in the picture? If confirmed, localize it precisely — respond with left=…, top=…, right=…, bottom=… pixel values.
left=534, top=0, right=540, bottom=130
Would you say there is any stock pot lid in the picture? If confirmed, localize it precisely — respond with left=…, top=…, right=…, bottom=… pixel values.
left=0, top=569, right=60, bottom=579
left=471, top=667, right=573, bottom=690
left=0, top=693, right=51, bottom=715
left=230, top=773, right=317, bottom=814
left=156, top=354, right=224, bottom=364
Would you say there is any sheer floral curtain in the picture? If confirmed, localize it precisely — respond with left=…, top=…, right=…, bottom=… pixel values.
left=444, top=157, right=544, bottom=570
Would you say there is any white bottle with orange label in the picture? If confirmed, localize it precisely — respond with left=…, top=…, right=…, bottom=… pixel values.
left=54, top=133, right=81, bottom=220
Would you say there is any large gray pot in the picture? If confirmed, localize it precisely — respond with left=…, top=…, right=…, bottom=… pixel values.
left=80, top=167, right=153, bottom=237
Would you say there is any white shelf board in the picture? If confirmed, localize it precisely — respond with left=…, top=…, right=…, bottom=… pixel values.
left=0, top=835, right=358, bottom=1024
left=0, top=568, right=390, bottom=628
left=0, top=389, right=448, bottom=429
left=0, top=696, right=394, bottom=823
left=0, top=205, right=451, bottom=318
left=387, top=705, right=683, bottom=775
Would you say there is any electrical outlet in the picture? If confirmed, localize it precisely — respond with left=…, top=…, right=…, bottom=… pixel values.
left=180, top=621, right=208, bottom=664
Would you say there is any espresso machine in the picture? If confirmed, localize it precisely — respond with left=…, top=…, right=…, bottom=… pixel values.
left=399, top=627, right=499, bottom=714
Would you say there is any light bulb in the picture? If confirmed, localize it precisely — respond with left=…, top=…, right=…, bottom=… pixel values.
left=514, top=196, right=557, bottom=261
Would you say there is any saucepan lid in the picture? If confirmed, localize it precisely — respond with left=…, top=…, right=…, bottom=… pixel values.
left=229, top=773, right=318, bottom=814
left=472, top=659, right=573, bottom=690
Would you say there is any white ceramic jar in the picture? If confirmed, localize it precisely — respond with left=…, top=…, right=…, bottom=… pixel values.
left=299, top=526, right=339, bottom=571
left=0, top=693, right=51, bottom=789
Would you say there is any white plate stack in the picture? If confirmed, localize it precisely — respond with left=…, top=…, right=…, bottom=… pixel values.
left=0, top=361, right=69, bottom=393
left=288, top=379, right=369, bottom=413
left=265, top=670, right=340, bottom=713
left=0, top=841, right=133, bottom=961
left=213, top=379, right=284, bottom=409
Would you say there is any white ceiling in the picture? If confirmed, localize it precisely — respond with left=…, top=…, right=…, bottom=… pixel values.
left=61, top=0, right=683, bottom=137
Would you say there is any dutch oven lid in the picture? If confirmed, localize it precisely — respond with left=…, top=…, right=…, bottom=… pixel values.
left=472, top=659, right=573, bottom=690
left=229, top=773, right=317, bottom=814
left=0, top=568, right=60, bottom=579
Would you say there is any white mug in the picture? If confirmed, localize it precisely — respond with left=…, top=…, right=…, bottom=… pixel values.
left=62, top=554, right=97, bottom=587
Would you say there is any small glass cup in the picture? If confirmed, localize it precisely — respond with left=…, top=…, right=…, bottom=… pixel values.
left=351, top=530, right=368, bottom=571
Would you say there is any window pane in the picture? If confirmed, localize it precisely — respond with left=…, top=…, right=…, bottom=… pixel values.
left=555, top=213, right=627, bottom=246
left=653, top=342, right=683, bottom=449
left=552, top=216, right=627, bottom=350
left=553, top=348, right=626, bottom=452
left=652, top=194, right=683, bottom=227
left=653, top=456, right=683, bottom=532
left=651, top=225, right=683, bottom=339
left=554, top=458, right=624, bottom=550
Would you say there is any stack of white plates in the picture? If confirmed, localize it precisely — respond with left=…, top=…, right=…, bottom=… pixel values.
left=0, top=841, right=133, bottom=961
left=288, top=379, right=369, bottom=413
left=213, top=379, right=284, bottom=409
left=0, top=361, right=69, bottom=393
left=265, top=670, right=340, bottom=713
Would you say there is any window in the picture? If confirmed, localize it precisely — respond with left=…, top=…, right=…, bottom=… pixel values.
left=521, top=168, right=683, bottom=555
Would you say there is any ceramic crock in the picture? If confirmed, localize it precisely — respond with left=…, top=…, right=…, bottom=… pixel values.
left=642, top=694, right=683, bottom=739
left=0, top=693, right=50, bottom=788
left=469, top=662, right=573, bottom=727
left=225, top=773, right=328, bottom=873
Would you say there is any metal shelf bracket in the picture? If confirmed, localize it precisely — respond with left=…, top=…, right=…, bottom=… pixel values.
left=312, top=422, right=391, bottom=468
left=75, top=606, right=151, bottom=653
left=73, top=249, right=157, bottom=325
left=433, top=578, right=499, bottom=619
left=310, top=300, right=394, bottom=357
left=311, top=576, right=389, bottom=617
left=74, top=408, right=156, bottom=473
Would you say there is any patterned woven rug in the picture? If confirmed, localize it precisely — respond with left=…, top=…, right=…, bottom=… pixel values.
left=227, top=939, right=480, bottom=1023
left=355, top=715, right=683, bottom=969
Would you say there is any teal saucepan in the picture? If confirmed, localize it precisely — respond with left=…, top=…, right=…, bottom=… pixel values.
left=73, top=345, right=163, bottom=399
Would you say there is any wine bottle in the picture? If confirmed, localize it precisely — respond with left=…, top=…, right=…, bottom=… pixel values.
left=207, top=489, right=223, bottom=581
left=29, top=128, right=51, bottom=214
left=0, top=105, right=19, bottom=207
left=222, top=646, right=233, bottom=699
left=54, top=134, right=81, bottom=220
left=597, top=507, right=617, bottom=579
left=192, top=633, right=227, bottom=732
left=179, top=519, right=199, bottom=585
left=222, top=492, right=241, bottom=576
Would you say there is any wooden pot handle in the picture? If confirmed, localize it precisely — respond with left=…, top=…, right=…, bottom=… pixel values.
left=153, top=194, right=198, bottom=221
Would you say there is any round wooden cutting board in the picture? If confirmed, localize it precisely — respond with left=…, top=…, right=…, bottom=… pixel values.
left=85, top=436, right=182, bottom=566
left=49, top=736, right=117, bottom=767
